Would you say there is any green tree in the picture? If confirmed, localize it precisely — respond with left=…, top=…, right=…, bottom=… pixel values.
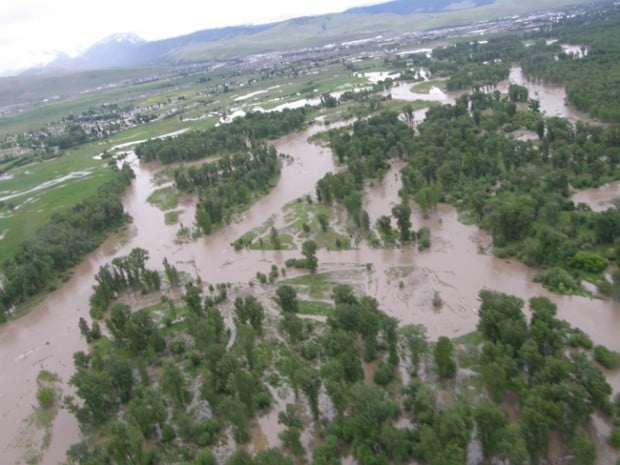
left=126, top=387, right=165, bottom=438
left=107, top=421, right=146, bottom=465
left=392, top=202, right=412, bottom=241
left=194, top=450, right=216, bottom=465
left=281, top=313, right=304, bottom=342
left=225, top=449, right=255, bottom=465
left=434, top=336, right=456, bottom=378
left=317, top=212, right=329, bottom=232
left=162, top=257, right=180, bottom=286
left=486, top=196, right=535, bottom=245
left=184, top=283, right=202, bottom=314
left=270, top=226, right=281, bottom=250
left=477, top=290, right=527, bottom=351
left=278, top=403, right=302, bottom=429
left=571, top=427, right=596, bottom=465
left=234, top=295, right=264, bottom=332
left=297, top=366, right=321, bottom=420
left=474, top=401, right=508, bottom=459
left=302, top=240, right=318, bottom=272
left=401, top=324, right=428, bottom=374
left=508, top=84, right=529, bottom=102
left=160, top=361, right=189, bottom=407
left=37, top=386, right=55, bottom=409
left=276, top=284, right=298, bottom=313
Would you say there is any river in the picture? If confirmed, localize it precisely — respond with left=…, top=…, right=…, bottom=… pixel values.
left=1, top=81, right=619, bottom=464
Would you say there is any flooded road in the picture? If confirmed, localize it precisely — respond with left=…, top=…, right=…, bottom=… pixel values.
left=1, top=94, right=619, bottom=464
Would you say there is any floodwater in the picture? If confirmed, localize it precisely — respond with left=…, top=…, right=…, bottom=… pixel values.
left=1, top=84, right=620, bottom=465
left=499, top=66, right=597, bottom=123
left=388, top=82, right=455, bottom=104
left=572, top=181, right=620, bottom=212
left=561, top=44, right=588, bottom=59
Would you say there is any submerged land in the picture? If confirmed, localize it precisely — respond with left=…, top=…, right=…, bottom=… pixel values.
left=1, top=1, right=620, bottom=465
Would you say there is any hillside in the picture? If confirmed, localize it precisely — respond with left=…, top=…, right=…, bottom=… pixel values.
left=25, top=0, right=593, bottom=73
left=345, top=0, right=496, bottom=15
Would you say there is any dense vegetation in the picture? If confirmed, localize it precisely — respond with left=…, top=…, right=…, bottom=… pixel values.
left=88, top=247, right=163, bottom=318
left=172, top=145, right=281, bottom=234
left=316, top=111, right=414, bottom=239
left=64, top=263, right=618, bottom=465
left=0, top=164, right=134, bottom=321
left=135, top=108, right=308, bottom=164
left=318, top=90, right=620, bottom=295
left=476, top=291, right=612, bottom=463
left=400, top=95, right=620, bottom=294
left=523, top=8, right=620, bottom=121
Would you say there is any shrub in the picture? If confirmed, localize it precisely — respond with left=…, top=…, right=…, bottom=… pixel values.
left=567, top=328, right=593, bottom=349
left=36, top=386, right=55, bottom=409
left=533, top=267, right=582, bottom=294
left=608, top=426, right=620, bottom=449
left=570, top=251, right=607, bottom=273
left=373, top=362, right=395, bottom=386
left=161, top=424, right=176, bottom=442
left=418, top=227, right=431, bottom=250
left=593, top=345, right=620, bottom=370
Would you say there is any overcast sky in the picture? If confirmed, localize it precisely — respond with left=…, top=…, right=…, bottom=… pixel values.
left=0, top=0, right=382, bottom=76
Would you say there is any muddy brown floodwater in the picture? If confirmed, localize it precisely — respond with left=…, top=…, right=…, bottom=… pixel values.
left=572, top=181, right=620, bottom=212
left=499, top=66, right=605, bottom=125
left=1, top=82, right=619, bottom=464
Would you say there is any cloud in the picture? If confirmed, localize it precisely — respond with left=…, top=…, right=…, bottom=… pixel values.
left=0, top=2, right=52, bottom=27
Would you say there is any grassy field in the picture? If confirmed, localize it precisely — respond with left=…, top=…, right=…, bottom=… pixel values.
left=0, top=139, right=119, bottom=266
left=0, top=68, right=164, bottom=107
left=0, top=167, right=114, bottom=263
left=0, top=109, right=213, bottom=264
left=281, top=272, right=331, bottom=299
left=297, top=299, right=334, bottom=316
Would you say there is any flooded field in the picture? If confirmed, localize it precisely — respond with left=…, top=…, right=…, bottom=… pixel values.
left=388, top=82, right=455, bottom=105
left=1, top=73, right=619, bottom=464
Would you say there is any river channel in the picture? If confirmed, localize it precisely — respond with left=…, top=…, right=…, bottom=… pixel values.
left=1, top=74, right=619, bottom=464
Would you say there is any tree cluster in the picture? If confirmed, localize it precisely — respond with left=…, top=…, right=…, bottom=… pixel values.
left=89, top=248, right=161, bottom=318
left=135, top=108, right=307, bottom=163
left=171, top=145, right=280, bottom=234
left=476, top=290, right=611, bottom=463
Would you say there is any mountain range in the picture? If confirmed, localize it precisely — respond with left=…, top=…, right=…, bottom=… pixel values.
left=29, top=0, right=585, bottom=74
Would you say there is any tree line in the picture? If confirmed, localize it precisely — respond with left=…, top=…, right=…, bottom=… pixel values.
left=135, top=108, right=308, bottom=164
left=172, top=145, right=281, bottom=234
left=63, top=265, right=619, bottom=465
left=522, top=5, right=620, bottom=121
left=395, top=93, right=619, bottom=295
left=0, top=164, right=135, bottom=322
